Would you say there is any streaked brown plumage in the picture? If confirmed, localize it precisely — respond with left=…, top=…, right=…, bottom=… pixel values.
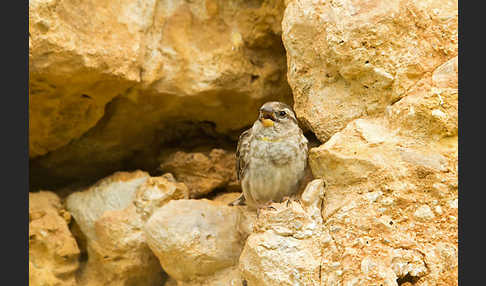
left=231, top=101, right=308, bottom=210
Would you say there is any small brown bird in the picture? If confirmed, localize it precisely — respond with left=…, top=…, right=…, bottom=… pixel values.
left=230, top=101, right=308, bottom=210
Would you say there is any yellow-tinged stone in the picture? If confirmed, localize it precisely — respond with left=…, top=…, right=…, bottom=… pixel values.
left=29, top=0, right=292, bottom=188
left=29, top=191, right=80, bottom=286
left=283, top=0, right=458, bottom=142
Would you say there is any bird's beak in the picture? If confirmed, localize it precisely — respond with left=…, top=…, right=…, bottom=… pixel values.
left=259, top=107, right=276, bottom=127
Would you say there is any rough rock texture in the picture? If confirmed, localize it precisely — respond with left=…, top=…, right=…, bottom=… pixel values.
left=29, top=0, right=458, bottom=285
left=313, top=179, right=457, bottom=286
left=164, top=266, right=243, bottom=286
left=239, top=179, right=325, bottom=286
left=306, top=58, right=458, bottom=286
left=144, top=199, right=245, bottom=283
left=65, top=170, right=189, bottom=286
left=279, top=0, right=458, bottom=284
left=133, top=173, right=190, bottom=220
left=283, top=0, right=458, bottom=141
left=29, top=0, right=292, bottom=189
left=29, top=191, right=80, bottom=286
left=309, top=55, right=458, bottom=221
left=308, top=124, right=457, bottom=285
left=158, top=148, right=239, bottom=198
left=211, top=192, right=242, bottom=205
left=163, top=266, right=243, bottom=286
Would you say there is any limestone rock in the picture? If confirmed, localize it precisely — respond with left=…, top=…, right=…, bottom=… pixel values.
left=236, top=169, right=456, bottom=286
left=29, top=191, right=80, bottom=286
left=300, top=179, right=326, bottom=223
left=239, top=181, right=325, bottom=286
left=386, top=56, right=458, bottom=140
left=158, top=148, right=239, bottom=198
left=307, top=115, right=456, bottom=285
left=29, top=0, right=142, bottom=158
left=306, top=82, right=457, bottom=285
left=29, top=0, right=458, bottom=285
left=212, top=192, right=258, bottom=242
left=284, top=0, right=458, bottom=281
left=240, top=231, right=320, bottom=286
left=65, top=170, right=150, bottom=241
left=165, top=266, right=243, bottom=286
left=414, top=205, right=435, bottom=221
left=308, top=46, right=457, bottom=214
left=144, top=199, right=244, bottom=282
left=211, top=192, right=242, bottom=205
left=313, top=182, right=458, bottom=286
left=282, top=0, right=458, bottom=141
left=65, top=170, right=188, bottom=286
left=133, top=173, right=190, bottom=221
left=164, top=278, right=178, bottom=286
left=30, top=0, right=292, bottom=188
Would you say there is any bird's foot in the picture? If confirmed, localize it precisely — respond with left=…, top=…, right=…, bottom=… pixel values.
left=263, top=200, right=277, bottom=211
left=282, top=196, right=302, bottom=207
left=282, top=196, right=292, bottom=207
left=228, top=194, right=246, bottom=206
left=257, top=201, right=276, bottom=218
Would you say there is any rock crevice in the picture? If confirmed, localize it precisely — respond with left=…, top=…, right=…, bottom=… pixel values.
left=29, top=0, right=457, bottom=285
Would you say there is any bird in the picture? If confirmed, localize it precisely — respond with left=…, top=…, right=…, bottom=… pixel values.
left=230, top=101, right=308, bottom=211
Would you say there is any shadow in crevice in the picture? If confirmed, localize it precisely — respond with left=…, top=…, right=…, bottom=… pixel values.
left=304, top=130, right=321, bottom=149
left=397, top=273, right=421, bottom=285
left=30, top=119, right=242, bottom=194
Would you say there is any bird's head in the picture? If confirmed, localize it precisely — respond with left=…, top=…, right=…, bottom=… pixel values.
left=257, top=101, right=299, bottom=133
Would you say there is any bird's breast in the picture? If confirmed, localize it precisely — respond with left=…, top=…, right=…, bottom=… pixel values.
left=250, top=137, right=302, bottom=165
left=242, top=137, right=307, bottom=208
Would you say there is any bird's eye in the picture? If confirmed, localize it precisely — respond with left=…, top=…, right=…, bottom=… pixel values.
left=279, top=111, right=286, bottom=117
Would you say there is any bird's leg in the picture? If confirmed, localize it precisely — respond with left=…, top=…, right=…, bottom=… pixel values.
left=292, top=195, right=302, bottom=205
left=282, top=196, right=292, bottom=207
left=294, top=198, right=302, bottom=206
left=256, top=201, right=276, bottom=218
left=263, top=200, right=277, bottom=211
left=228, top=194, right=246, bottom=206
left=282, top=195, right=303, bottom=207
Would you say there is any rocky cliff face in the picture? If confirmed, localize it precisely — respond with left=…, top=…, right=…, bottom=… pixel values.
left=29, top=0, right=292, bottom=189
left=29, top=0, right=458, bottom=285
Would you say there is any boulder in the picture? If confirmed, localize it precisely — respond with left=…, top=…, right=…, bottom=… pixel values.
left=144, top=199, right=244, bottom=282
left=164, top=266, right=243, bottom=286
left=29, top=191, right=80, bottom=286
left=29, top=0, right=292, bottom=188
left=65, top=170, right=188, bottom=286
left=158, top=148, right=239, bottom=198
left=282, top=0, right=458, bottom=141
left=238, top=180, right=325, bottom=286
left=282, top=1, right=457, bottom=283
left=306, top=61, right=457, bottom=285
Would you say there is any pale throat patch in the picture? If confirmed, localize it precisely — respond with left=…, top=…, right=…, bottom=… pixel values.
left=258, top=136, right=283, bottom=143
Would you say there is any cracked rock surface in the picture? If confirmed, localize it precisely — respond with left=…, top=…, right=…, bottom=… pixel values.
left=29, top=0, right=457, bottom=285
left=29, top=0, right=292, bottom=189
left=158, top=148, right=240, bottom=198
left=239, top=180, right=325, bottom=286
left=29, top=191, right=80, bottom=286
left=144, top=199, right=245, bottom=282
left=283, top=0, right=457, bottom=142
left=65, top=170, right=188, bottom=286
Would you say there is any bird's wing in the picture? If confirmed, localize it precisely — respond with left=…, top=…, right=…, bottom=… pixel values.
left=236, top=128, right=252, bottom=181
left=299, top=130, right=309, bottom=168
